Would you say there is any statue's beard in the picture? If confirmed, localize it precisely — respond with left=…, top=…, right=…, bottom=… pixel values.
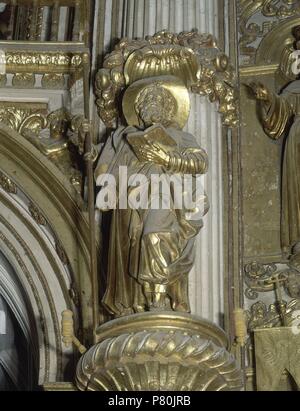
left=140, top=106, right=163, bottom=126
left=139, top=105, right=175, bottom=128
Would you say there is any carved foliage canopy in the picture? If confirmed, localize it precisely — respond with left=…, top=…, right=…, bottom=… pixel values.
left=95, top=30, right=238, bottom=128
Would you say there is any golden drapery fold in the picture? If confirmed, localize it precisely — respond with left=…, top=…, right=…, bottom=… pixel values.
left=260, top=94, right=293, bottom=141
left=259, top=82, right=300, bottom=253
left=96, top=126, right=209, bottom=317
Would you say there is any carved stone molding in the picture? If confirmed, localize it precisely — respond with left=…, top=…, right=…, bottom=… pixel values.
left=76, top=313, right=243, bottom=391
left=0, top=124, right=96, bottom=340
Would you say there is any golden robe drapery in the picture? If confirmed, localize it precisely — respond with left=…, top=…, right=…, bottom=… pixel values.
left=260, top=80, right=300, bottom=253
left=95, top=126, right=209, bottom=316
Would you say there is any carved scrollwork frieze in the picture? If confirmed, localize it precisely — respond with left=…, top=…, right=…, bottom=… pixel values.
left=244, top=261, right=278, bottom=299
left=0, top=102, right=48, bottom=136
left=244, top=261, right=300, bottom=300
left=238, top=0, right=300, bottom=65
left=4, top=52, right=83, bottom=74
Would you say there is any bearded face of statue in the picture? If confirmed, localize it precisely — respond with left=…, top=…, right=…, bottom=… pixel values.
left=135, top=85, right=178, bottom=129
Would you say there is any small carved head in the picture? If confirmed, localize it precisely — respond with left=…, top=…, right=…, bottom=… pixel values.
left=285, top=271, right=300, bottom=299
left=292, top=25, right=300, bottom=50
left=134, top=83, right=179, bottom=129
left=251, top=301, right=267, bottom=319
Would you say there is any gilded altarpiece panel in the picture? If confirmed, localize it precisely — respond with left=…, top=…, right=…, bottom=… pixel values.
left=236, top=1, right=300, bottom=391
left=240, top=73, right=282, bottom=261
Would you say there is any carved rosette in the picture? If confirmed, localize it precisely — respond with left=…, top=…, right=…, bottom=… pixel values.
left=76, top=313, right=243, bottom=391
left=0, top=171, right=17, bottom=194
left=28, top=202, right=47, bottom=226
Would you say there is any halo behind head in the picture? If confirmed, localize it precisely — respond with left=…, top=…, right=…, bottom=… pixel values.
left=122, top=75, right=190, bottom=129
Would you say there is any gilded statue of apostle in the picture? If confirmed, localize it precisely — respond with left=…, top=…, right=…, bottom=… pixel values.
left=249, top=26, right=300, bottom=271
left=95, top=75, right=209, bottom=317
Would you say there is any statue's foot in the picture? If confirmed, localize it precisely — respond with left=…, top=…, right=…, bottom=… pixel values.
left=115, top=308, right=135, bottom=318
left=134, top=305, right=146, bottom=313
left=173, top=302, right=190, bottom=313
left=143, top=283, right=168, bottom=311
left=150, top=292, right=167, bottom=310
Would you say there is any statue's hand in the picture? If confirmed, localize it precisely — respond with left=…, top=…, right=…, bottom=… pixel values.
left=78, top=119, right=91, bottom=155
left=248, top=81, right=271, bottom=103
left=138, top=141, right=170, bottom=167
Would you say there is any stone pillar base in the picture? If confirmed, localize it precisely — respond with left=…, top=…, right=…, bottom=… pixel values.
left=76, top=312, right=243, bottom=391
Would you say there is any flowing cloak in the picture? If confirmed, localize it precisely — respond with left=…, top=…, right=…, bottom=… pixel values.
left=260, top=80, right=300, bottom=254
left=95, top=126, right=209, bottom=316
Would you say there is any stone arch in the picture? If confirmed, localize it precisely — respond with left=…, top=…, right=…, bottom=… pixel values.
left=0, top=124, right=94, bottom=384
left=0, top=252, right=39, bottom=389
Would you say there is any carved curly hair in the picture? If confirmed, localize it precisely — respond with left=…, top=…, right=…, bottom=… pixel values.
left=134, top=83, right=178, bottom=127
